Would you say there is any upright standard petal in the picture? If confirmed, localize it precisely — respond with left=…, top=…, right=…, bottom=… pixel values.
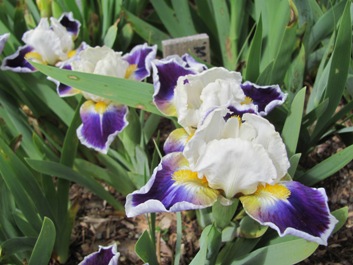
left=58, top=12, right=81, bottom=38
left=125, top=152, right=219, bottom=217
left=240, top=81, right=287, bottom=116
left=79, top=244, right=119, bottom=265
left=0, top=33, right=9, bottom=54
left=152, top=55, right=205, bottom=116
left=22, top=17, right=74, bottom=65
left=122, top=43, right=157, bottom=81
left=77, top=101, right=128, bottom=154
left=184, top=108, right=290, bottom=197
left=1, top=45, right=37, bottom=72
left=240, top=181, right=338, bottom=245
left=174, top=67, right=243, bottom=130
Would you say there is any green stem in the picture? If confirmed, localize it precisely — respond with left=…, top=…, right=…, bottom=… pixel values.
left=174, top=212, right=183, bottom=265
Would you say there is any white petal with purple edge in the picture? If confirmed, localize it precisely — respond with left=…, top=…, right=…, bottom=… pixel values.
left=77, top=101, right=128, bottom=154
left=240, top=181, right=338, bottom=245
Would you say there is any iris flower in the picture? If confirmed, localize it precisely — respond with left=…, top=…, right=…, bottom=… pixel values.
left=0, top=33, right=9, bottom=54
left=52, top=44, right=157, bottom=153
left=78, top=244, right=119, bottom=265
left=153, top=67, right=286, bottom=133
left=126, top=108, right=337, bottom=245
left=152, top=54, right=207, bottom=116
left=1, top=13, right=80, bottom=72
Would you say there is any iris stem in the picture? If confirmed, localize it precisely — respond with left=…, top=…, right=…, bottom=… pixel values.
left=174, top=212, right=183, bottom=265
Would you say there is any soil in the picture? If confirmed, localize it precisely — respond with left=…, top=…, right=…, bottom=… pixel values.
left=61, top=134, right=353, bottom=265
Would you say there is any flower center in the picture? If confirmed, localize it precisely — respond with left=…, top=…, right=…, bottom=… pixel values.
left=125, top=64, right=138, bottom=79
left=94, top=101, right=108, bottom=114
left=172, top=170, right=208, bottom=185
left=25, top=51, right=45, bottom=64
left=241, top=96, right=253, bottom=105
left=254, top=184, right=291, bottom=200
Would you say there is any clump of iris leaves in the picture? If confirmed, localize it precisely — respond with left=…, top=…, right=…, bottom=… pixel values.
left=0, top=1, right=352, bottom=265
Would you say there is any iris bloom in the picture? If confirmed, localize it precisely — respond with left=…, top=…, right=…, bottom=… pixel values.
left=126, top=108, right=337, bottom=245
left=52, top=44, right=157, bottom=153
left=153, top=66, right=286, bottom=133
left=1, top=13, right=80, bottom=72
left=152, top=54, right=207, bottom=116
left=0, top=33, right=9, bottom=54
left=79, top=244, right=119, bottom=265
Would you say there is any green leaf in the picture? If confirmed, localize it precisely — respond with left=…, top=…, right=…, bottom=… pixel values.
left=135, top=230, right=158, bottom=265
left=288, top=153, right=301, bottom=178
left=332, top=207, right=348, bottom=233
left=26, top=159, right=124, bottom=211
left=212, top=199, right=239, bottom=230
left=30, top=62, right=162, bottom=115
left=216, top=238, right=261, bottom=265
left=244, top=16, right=262, bottom=82
left=0, top=139, right=53, bottom=231
left=0, top=237, right=36, bottom=258
left=171, top=0, right=197, bottom=35
left=308, top=1, right=346, bottom=52
left=238, top=216, right=268, bottom=239
left=190, top=225, right=212, bottom=265
left=297, top=144, right=353, bottom=186
left=211, top=1, right=235, bottom=69
left=150, top=0, right=197, bottom=37
left=123, top=9, right=170, bottom=51
left=284, top=44, right=305, bottom=93
left=281, top=87, right=306, bottom=157
left=313, top=1, right=351, bottom=136
left=230, top=237, right=318, bottom=265
left=104, top=23, right=118, bottom=48
left=28, top=217, right=56, bottom=265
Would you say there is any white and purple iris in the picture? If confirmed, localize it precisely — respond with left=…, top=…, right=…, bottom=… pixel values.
left=152, top=66, right=286, bottom=133
left=125, top=108, right=337, bottom=245
left=126, top=66, right=337, bottom=246
left=79, top=244, right=119, bottom=265
left=53, top=43, right=157, bottom=153
left=1, top=13, right=80, bottom=72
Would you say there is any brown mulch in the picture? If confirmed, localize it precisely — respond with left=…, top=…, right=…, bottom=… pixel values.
left=62, top=135, right=353, bottom=265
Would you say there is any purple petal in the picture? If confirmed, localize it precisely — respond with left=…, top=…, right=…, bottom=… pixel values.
left=79, top=244, right=119, bottom=265
left=58, top=12, right=81, bottom=37
left=240, top=81, right=287, bottom=116
left=47, top=64, right=80, bottom=97
left=125, top=152, right=219, bottom=217
left=181, top=53, right=207, bottom=72
left=223, top=105, right=257, bottom=120
left=240, top=181, right=338, bottom=245
left=152, top=57, right=197, bottom=116
left=163, top=128, right=193, bottom=154
left=0, top=33, right=10, bottom=54
left=1, top=45, right=37, bottom=72
left=122, top=43, right=157, bottom=81
left=77, top=101, right=128, bottom=154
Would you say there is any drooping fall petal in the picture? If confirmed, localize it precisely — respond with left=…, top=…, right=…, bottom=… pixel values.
left=125, top=152, right=219, bottom=217
left=77, top=101, right=128, bottom=154
left=240, top=181, right=338, bottom=246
